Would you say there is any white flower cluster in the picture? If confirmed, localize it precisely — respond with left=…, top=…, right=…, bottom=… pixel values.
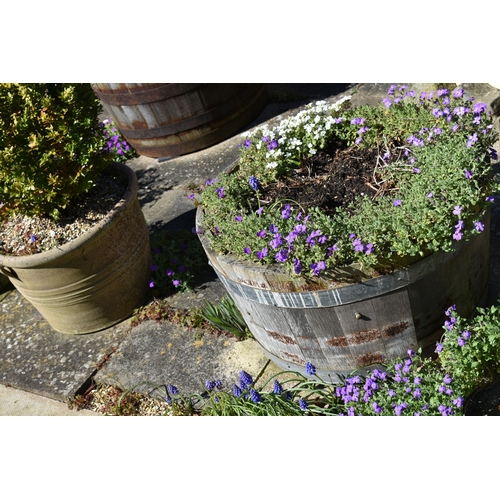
left=241, top=95, right=351, bottom=169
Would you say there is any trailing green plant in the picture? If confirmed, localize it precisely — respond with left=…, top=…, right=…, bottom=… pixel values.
left=199, top=294, right=251, bottom=339
left=0, top=83, right=113, bottom=219
left=195, top=85, right=498, bottom=279
left=436, top=302, right=500, bottom=397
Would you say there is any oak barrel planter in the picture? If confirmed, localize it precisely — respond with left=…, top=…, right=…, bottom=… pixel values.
left=92, top=83, right=268, bottom=158
left=0, top=163, right=151, bottom=335
left=196, top=208, right=490, bottom=383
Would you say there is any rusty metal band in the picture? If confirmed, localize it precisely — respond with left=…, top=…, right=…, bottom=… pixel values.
left=121, top=84, right=266, bottom=139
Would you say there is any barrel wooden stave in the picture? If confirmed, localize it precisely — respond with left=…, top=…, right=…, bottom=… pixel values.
left=93, top=83, right=268, bottom=157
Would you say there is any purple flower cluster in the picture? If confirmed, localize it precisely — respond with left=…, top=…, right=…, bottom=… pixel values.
left=381, top=85, right=493, bottom=150
left=101, top=120, right=132, bottom=157
left=335, top=348, right=462, bottom=416
left=349, top=233, right=374, bottom=255
left=246, top=208, right=335, bottom=277
left=351, top=117, right=370, bottom=144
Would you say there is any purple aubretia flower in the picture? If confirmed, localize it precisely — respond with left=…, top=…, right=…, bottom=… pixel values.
left=216, top=187, right=225, bottom=198
left=474, top=221, right=484, bottom=232
left=243, top=139, right=252, bottom=148
left=293, top=259, right=302, bottom=274
left=267, top=139, right=278, bottom=150
left=310, top=261, right=326, bottom=276
left=256, top=248, right=268, bottom=260
left=281, top=204, right=292, bottom=219
left=435, top=343, right=444, bottom=353
left=275, top=249, right=289, bottom=263
left=352, top=238, right=364, bottom=252
left=393, top=199, right=402, bottom=207
left=467, top=133, right=478, bottom=148
left=168, top=384, right=179, bottom=395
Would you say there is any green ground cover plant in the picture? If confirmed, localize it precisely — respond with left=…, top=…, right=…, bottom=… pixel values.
left=195, top=85, right=498, bottom=279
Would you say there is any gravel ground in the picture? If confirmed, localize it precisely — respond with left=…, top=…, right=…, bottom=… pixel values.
left=0, top=172, right=126, bottom=256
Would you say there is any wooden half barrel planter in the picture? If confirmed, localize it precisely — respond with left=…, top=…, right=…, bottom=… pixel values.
left=196, top=208, right=490, bottom=383
left=0, top=163, right=151, bottom=335
left=92, top=83, right=268, bottom=158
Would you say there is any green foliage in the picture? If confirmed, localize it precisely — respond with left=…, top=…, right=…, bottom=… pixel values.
left=199, top=294, right=251, bottom=339
left=437, top=303, right=500, bottom=397
left=196, top=86, right=498, bottom=279
left=0, top=83, right=113, bottom=219
left=149, top=229, right=209, bottom=294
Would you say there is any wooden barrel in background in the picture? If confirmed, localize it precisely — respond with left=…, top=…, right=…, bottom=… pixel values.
left=196, top=207, right=490, bottom=383
left=92, top=83, right=268, bottom=158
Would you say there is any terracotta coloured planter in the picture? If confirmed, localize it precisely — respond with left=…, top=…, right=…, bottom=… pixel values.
left=0, top=163, right=151, bottom=334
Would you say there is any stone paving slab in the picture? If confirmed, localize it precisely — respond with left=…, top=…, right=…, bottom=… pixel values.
left=0, top=287, right=130, bottom=402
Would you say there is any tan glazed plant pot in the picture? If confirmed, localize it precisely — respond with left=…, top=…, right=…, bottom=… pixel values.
left=196, top=207, right=490, bottom=383
left=0, top=163, right=151, bottom=334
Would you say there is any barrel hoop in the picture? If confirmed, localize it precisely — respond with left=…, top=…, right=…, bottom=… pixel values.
left=121, top=84, right=265, bottom=139
left=93, top=83, right=203, bottom=106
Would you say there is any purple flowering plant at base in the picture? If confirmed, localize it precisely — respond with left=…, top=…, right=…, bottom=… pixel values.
left=148, top=229, right=208, bottom=295
left=196, top=85, right=498, bottom=280
left=437, top=302, right=500, bottom=396
left=125, top=302, right=500, bottom=415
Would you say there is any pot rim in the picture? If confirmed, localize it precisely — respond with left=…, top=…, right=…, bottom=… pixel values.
left=0, top=162, right=137, bottom=269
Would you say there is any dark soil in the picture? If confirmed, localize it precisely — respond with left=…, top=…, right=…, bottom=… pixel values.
left=262, top=144, right=395, bottom=216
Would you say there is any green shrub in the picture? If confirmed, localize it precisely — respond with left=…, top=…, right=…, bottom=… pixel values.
left=0, top=83, right=113, bottom=219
